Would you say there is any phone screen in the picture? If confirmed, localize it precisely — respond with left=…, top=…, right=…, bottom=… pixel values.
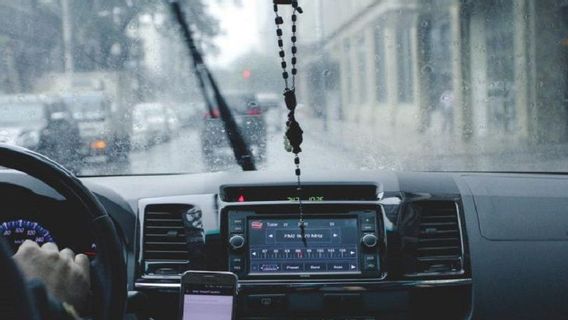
left=181, top=282, right=235, bottom=320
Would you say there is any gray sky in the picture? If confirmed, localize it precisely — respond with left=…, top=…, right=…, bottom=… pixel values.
left=207, top=1, right=267, bottom=68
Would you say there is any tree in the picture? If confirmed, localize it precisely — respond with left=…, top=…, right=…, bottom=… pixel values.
left=70, top=0, right=222, bottom=71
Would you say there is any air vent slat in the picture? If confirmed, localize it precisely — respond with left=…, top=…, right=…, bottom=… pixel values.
left=145, top=233, right=186, bottom=237
left=420, top=222, right=457, bottom=227
left=145, top=226, right=184, bottom=230
left=145, top=241, right=187, bottom=245
left=421, top=215, right=456, bottom=220
left=146, top=218, right=183, bottom=222
left=417, top=255, right=461, bottom=262
left=143, top=204, right=192, bottom=263
left=417, top=246, right=460, bottom=251
left=418, top=237, right=460, bottom=243
left=410, top=201, right=464, bottom=275
left=145, top=250, right=188, bottom=254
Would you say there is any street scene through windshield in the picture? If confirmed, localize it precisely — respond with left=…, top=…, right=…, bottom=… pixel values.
left=1, top=0, right=568, bottom=175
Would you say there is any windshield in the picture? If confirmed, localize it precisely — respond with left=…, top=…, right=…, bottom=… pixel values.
left=2, top=0, right=568, bottom=175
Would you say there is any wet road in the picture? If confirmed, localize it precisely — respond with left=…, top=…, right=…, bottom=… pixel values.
left=79, top=122, right=361, bottom=176
left=78, top=113, right=568, bottom=176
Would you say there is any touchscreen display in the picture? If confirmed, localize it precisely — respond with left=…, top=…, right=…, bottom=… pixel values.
left=181, top=283, right=234, bottom=320
left=248, top=217, right=360, bottom=274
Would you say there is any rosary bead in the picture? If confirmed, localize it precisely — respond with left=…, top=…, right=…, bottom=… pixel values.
left=292, top=25, right=296, bottom=33
left=285, top=119, right=303, bottom=154
left=279, top=50, right=285, bottom=58
left=284, top=89, right=297, bottom=110
left=295, top=168, right=301, bottom=176
left=276, top=29, right=283, bottom=36
left=281, top=61, right=287, bottom=68
left=294, top=157, right=300, bottom=165
left=292, top=46, right=297, bottom=54
left=282, top=71, right=289, bottom=79
left=291, top=36, right=297, bottom=43
left=292, top=14, right=297, bottom=22
left=275, top=16, right=284, bottom=25
left=278, top=39, right=283, bottom=47
left=292, top=68, right=297, bottom=75
left=292, top=57, right=297, bottom=64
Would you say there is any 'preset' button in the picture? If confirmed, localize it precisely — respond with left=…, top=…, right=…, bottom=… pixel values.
left=282, top=263, right=304, bottom=272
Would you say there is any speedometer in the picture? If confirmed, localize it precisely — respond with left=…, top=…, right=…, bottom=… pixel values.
left=0, top=219, right=55, bottom=252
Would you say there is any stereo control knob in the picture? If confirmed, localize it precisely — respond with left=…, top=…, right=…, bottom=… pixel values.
left=361, top=233, right=378, bottom=248
left=229, top=234, right=245, bottom=250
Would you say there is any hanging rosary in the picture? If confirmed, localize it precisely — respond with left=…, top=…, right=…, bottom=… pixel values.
left=273, top=0, right=306, bottom=245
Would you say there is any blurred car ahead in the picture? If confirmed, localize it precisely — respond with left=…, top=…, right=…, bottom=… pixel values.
left=171, top=101, right=203, bottom=128
left=0, top=94, right=82, bottom=172
left=200, top=92, right=267, bottom=169
left=131, top=102, right=171, bottom=149
left=63, top=92, right=130, bottom=163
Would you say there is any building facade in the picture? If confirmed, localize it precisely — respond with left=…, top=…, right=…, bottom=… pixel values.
left=299, top=0, right=568, bottom=145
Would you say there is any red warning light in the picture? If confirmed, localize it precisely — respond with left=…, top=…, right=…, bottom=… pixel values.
left=242, top=69, right=251, bottom=80
left=237, top=194, right=245, bottom=202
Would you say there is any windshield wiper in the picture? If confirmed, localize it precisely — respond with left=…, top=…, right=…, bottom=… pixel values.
left=170, top=1, right=256, bottom=171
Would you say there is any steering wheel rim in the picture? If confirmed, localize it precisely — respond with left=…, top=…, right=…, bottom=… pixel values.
left=0, top=143, right=126, bottom=319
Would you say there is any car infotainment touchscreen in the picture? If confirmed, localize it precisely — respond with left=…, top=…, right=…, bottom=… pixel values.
left=247, top=217, right=360, bottom=274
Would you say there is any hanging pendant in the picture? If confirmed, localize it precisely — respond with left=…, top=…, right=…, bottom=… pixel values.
left=284, top=89, right=297, bottom=110
left=284, top=134, right=293, bottom=153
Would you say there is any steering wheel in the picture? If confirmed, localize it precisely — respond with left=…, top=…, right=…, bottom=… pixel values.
left=0, top=144, right=126, bottom=319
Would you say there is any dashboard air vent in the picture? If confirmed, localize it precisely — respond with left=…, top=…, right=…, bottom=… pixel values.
left=143, top=204, right=191, bottom=264
left=414, top=201, right=463, bottom=275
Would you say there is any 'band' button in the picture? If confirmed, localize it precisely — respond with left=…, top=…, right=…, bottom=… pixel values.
left=305, top=263, right=327, bottom=272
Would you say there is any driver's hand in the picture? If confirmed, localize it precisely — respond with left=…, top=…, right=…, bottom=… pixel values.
left=13, top=240, right=91, bottom=315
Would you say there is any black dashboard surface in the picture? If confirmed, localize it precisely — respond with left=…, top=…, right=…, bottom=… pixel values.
left=3, top=169, right=568, bottom=319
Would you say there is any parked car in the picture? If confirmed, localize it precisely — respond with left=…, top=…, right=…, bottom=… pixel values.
left=200, top=92, right=267, bottom=169
left=171, top=101, right=203, bottom=128
left=131, top=102, right=171, bottom=149
left=256, top=92, right=283, bottom=133
left=62, top=92, right=130, bottom=162
left=0, top=94, right=82, bottom=172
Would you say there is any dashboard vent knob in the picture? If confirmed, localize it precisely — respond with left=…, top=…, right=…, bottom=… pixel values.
left=361, top=233, right=378, bottom=248
left=229, top=234, right=246, bottom=250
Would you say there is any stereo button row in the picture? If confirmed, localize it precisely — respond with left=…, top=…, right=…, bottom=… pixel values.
left=251, top=262, right=358, bottom=273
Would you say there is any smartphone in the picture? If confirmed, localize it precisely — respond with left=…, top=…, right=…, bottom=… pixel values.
left=179, top=271, right=238, bottom=320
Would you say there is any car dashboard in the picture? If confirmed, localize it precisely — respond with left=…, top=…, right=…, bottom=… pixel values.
left=3, top=169, right=568, bottom=319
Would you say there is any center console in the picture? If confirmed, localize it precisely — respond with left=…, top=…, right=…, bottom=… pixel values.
left=135, top=182, right=472, bottom=319
left=222, top=205, right=385, bottom=281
